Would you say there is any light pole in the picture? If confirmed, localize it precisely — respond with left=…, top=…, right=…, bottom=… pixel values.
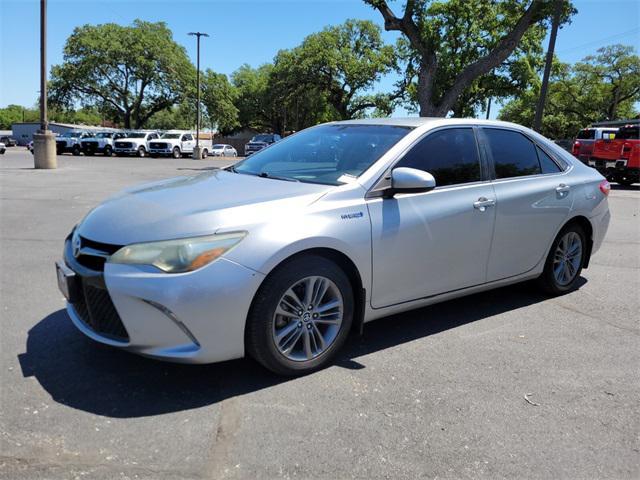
left=188, top=31, right=209, bottom=159
left=33, top=0, right=56, bottom=168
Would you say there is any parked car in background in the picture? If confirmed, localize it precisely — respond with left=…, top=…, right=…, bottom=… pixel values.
left=55, top=118, right=610, bottom=375
left=56, top=130, right=95, bottom=156
left=572, top=127, right=618, bottom=163
left=0, top=142, right=5, bottom=154
left=114, top=131, right=160, bottom=157
left=244, top=133, right=281, bottom=156
left=211, top=144, right=238, bottom=157
left=0, top=136, right=17, bottom=147
left=81, top=131, right=127, bottom=157
left=148, top=131, right=210, bottom=158
left=590, top=124, right=639, bottom=186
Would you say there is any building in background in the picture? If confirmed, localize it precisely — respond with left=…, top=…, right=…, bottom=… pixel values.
left=11, top=122, right=109, bottom=146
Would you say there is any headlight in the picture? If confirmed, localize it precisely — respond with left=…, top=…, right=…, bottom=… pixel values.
left=109, top=232, right=246, bottom=273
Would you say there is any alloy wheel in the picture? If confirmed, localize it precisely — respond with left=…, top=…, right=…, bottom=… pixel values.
left=272, top=276, right=344, bottom=362
left=553, top=231, right=582, bottom=286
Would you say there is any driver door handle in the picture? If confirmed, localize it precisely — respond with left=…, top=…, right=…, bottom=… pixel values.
left=473, top=197, right=496, bottom=212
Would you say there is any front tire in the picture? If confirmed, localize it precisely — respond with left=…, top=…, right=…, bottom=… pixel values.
left=246, top=255, right=354, bottom=376
left=137, top=146, right=146, bottom=158
left=104, top=145, right=113, bottom=157
left=537, top=224, right=586, bottom=295
left=72, top=145, right=81, bottom=156
left=172, top=147, right=181, bottom=159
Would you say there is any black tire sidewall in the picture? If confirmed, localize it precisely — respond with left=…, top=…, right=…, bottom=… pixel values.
left=173, top=147, right=180, bottom=159
left=539, top=224, right=586, bottom=295
left=138, top=146, right=146, bottom=157
left=247, top=255, right=354, bottom=375
left=104, top=146, right=112, bottom=157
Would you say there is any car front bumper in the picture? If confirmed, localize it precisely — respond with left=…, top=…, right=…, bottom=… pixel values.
left=59, top=238, right=265, bottom=364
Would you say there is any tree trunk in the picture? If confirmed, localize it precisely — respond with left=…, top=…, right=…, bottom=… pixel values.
left=417, top=63, right=441, bottom=117
left=123, top=110, right=131, bottom=130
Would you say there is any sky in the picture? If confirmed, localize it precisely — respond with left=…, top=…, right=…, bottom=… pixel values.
left=1, top=0, right=639, bottom=119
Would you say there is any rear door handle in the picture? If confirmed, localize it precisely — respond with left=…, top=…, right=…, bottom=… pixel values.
left=473, top=197, right=496, bottom=211
left=556, top=184, right=571, bottom=196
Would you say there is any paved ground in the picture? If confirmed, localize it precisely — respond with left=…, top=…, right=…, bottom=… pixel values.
left=1, top=148, right=638, bottom=479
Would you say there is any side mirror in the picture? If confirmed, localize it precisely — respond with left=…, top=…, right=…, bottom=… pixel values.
left=386, top=167, right=436, bottom=197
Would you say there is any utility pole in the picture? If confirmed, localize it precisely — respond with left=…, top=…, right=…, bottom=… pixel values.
left=188, top=31, right=209, bottom=159
left=33, top=0, right=56, bottom=168
left=533, top=0, right=562, bottom=132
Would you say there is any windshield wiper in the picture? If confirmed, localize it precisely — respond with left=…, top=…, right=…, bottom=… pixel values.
left=258, top=172, right=299, bottom=182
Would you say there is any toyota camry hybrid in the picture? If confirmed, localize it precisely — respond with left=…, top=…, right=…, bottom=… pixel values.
left=56, top=118, right=611, bottom=375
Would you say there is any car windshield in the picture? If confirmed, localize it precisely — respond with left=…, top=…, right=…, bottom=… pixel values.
left=96, top=133, right=112, bottom=138
left=60, top=131, right=82, bottom=138
left=127, top=132, right=147, bottom=139
left=251, top=135, right=273, bottom=142
left=162, top=133, right=181, bottom=139
left=233, top=124, right=412, bottom=185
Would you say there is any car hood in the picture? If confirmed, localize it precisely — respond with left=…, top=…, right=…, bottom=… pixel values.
left=77, top=170, right=330, bottom=245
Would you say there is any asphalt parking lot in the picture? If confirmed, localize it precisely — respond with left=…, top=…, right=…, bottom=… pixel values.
left=1, top=147, right=638, bottom=479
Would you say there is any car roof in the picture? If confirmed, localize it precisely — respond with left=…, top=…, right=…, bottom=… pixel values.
left=330, top=117, right=540, bottom=129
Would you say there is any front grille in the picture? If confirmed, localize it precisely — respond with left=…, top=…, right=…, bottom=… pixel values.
left=56, top=140, right=66, bottom=147
left=149, top=142, right=167, bottom=149
left=115, top=142, right=132, bottom=148
left=73, top=279, right=129, bottom=341
left=75, top=236, right=122, bottom=271
left=81, top=141, right=97, bottom=149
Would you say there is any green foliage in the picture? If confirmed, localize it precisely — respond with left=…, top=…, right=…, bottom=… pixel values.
left=49, top=20, right=195, bottom=129
left=232, top=20, right=396, bottom=134
left=0, top=105, right=38, bottom=129
left=146, top=103, right=195, bottom=130
left=201, top=70, right=239, bottom=135
left=365, top=0, right=576, bottom=116
left=499, top=44, right=640, bottom=139
left=277, top=19, right=397, bottom=119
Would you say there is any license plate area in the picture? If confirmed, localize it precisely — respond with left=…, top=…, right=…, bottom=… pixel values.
left=56, top=261, right=80, bottom=303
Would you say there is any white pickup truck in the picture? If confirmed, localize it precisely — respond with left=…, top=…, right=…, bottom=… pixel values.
left=148, top=131, right=212, bottom=158
left=81, top=131, right=127, bottom=157
left=113, top=131, right=160, bottom=157
left=56, top=130, right=95, bottom=156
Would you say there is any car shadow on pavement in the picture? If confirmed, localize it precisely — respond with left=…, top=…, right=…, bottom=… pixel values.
left=20, top=279, right=585, bottom=418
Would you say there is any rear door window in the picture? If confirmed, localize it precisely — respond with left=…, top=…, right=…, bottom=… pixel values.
left=483, top=128, right=541, bottom=179
left=536, top=146, right=561, bottom=174
left=395, top=128, right=481, bottom=187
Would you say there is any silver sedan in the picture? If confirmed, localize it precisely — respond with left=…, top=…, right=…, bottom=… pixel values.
left=56, top=118, right=611, bottom=375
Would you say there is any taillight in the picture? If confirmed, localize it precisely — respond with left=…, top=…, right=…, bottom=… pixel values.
left=572, top=141, right=580, bottom=156
left=599, top=180, right=611, bottom=196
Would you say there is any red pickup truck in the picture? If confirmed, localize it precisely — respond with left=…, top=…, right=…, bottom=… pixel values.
left=572, top=127, right=617, bottom=163
left=589, top=125, right=639, bottom=186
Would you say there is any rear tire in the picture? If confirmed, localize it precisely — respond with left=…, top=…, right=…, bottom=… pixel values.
left=246, top=255, right=354, bottom=376
left=201, top=149, right=208, bottom=159
left=537, top=224, right=586, bottom=296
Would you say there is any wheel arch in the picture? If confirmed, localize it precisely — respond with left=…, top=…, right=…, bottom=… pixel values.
left=561, top=215, right=594, bottom=268
left=245, top=247, right=366, bottom=342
